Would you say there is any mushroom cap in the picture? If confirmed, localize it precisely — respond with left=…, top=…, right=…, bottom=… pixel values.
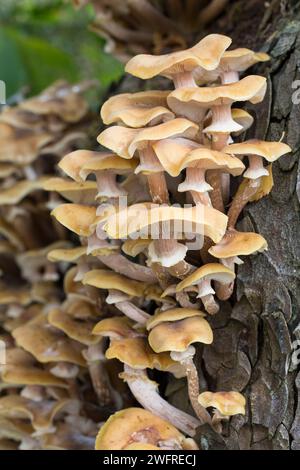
left=43, top=177, right=97, bottom=203
left=98, top=118, right=198, bottom=159
left=208, top=229, right=268, bottom=259
left=194, top=48, right=269, bottom=83
left=0, top=178, right=48, bottom=205
left=12, top=317, right=86, bottom=366
left=168, top=75, right=267, bottom=109
left=176, top=263, right=236, bottom=292
left=95, top=407, right=185, bottom=450
left=51, top=204, right=98, bottom=237
left=124, top=443, right=160, bottom=450
left=101, top=91, right=174, bottom=127
left=48, top=308, right=99, bottom=346
left=147, top=308, right=206, bottom=330
left=47, top=246, right=86, bottom=263
left=104, top=202, right=228, bottom=244
left=58, top=150, right=102, bottom=182
left=153, top=140, right=245, bottom=177
left=198, top=391, right=246, bottom=416
left=223, top=139, right=291, bottom=162
left=106, top=337, right=183, bottom=375
left=122, top=238, right=151, bottom=257
left=231, top=108, right=254, bottom=134
left=148, top=316, right=213, bottom=353
left=93, top=316, right=137, bottom=339
left=125, top=34, right=232, bottom=79
left=0, top=395, right=80, bottom=432
left=79, top=155, right=138, bottom=181
left=82, top=269, right=147, bottom=297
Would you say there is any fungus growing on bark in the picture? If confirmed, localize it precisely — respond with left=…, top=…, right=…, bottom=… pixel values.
left=198, top=391, right=246, bottom=432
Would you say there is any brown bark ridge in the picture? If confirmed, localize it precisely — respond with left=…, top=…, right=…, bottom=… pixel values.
left=192, top=0, right=300, bottom=450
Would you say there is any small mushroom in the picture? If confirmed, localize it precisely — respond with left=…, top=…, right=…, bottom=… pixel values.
left=175, top=263, right=235, bottom=314
left=198, top=391, right=246, bottom=432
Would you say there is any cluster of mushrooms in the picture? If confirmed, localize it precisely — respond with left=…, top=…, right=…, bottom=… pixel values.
left=73, top=0, right=230, bottom=61
left=0, top=34, right=291, bottom=450
left=0, top=81, right=106, bottom=450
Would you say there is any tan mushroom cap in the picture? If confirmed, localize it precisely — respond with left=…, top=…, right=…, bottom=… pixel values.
left=176, top=263, right=236, bottom=292
left=231, top=109, right=254, bottom=134
left=198, top=391, right=246, bottom=416
left=0, top=395, right=80, bottom=432
left=48, top=308, right=99, bottom=346
left=168, top=75, right=267, bottom=109
left=148, top=316, right=213, bottom=353
left=147, top=308, right=206, bottom=331
left=58, top=150, right=102, bottom=181
left=51, top=204, right=98, bottom=237
left=209, top=229, right=268, bottom=259
left=20, top=81, right=88, bottom=122
left=95, top=407, right=185, bottom=450
left=43, top=177, right=97, bottom=203
left=79, top=155, right=138, bottom=182
left=0, top=123, right=53, bottom=165
left=47, top=246, right=86, bottom=263
left=194, top=48, right=270, bottom=83
left=83, top=269, right=147, bottom=298
left=104, top=202, right=228, bottom=244
left=12, top=317, right=86, bottom=366
left=0, top=177, right=48, bottom=205
left=0, top=289, right=31, bottom=306
left=101, top=91, right=174, bottom=127
left=98, top=118, right=198, bottom=159
left=106, top=337, right=183, bottom=376
left=125, top=34, right=232, bottom=79
left=122, top=238, right=151, bottom=257
left=153, top=140, right=245, bottom=177
left=93, top=316, right=137, bottom=339
left=223, top=139, right=291, bottom=162
left=0, top=163, right=18, bottom=178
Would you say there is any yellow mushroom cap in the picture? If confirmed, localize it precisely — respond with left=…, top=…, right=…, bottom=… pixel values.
left=106, top=337, right=182, bottom=375
left=51, top=204, right=98, bottom=237
left=231, top=109, right=254, bottom=134
left=0, top=178, right=48, bottom=205
left=98, top=118, right=198, bottom=159
left=79, top=155, right=138, bottom=181
left=148, top=316, right=213, bottom=353
left=95, top=407, right=186, bottom=450
left=176, top=263, right=235, bottom=292
left=92, top=317, right=136, bottom=339
left=58, top=150, right=102, bottom=181
left=125, top=34, right=232, bottom=79
left=146, top=308, right=206, bottom=331
left=223, top=139, right=291, bottom=162
left=83, top=269, right=146, bottom=297
left=104, top=202, right=228, bottom=244
left=47, top=246, right=86, bottom=263
left=168, top=75, right=267, bottom=109
left=101, top=90, right=174, bottom=127
left=48, top=308, right=99, bottom=346
left=43, top=177, right=97, bottom=203
left=198, top=391, right=246, bottom=416
left=208, top=229, right=268, bottom=259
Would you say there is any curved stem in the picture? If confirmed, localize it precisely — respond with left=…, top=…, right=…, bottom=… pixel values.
left=123, top=366, right=201, bottom=437
left=97, top=253, right=157, bottom=283
left=227, top=177, right=262, bottom=228
left=115, top=300, right=150, bottom=324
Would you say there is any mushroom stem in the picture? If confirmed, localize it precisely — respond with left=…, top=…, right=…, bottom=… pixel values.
left=171, top=347, right=212, bottom=425
left=97, top=253, right=157, bottom=283
left=244, top=155, right=269, bottom=179
left=150, top=239, right=191, bottom=278
left=197, top=279, right=219, bottom=315
left=115, top=300, right=150, bottom=325
left=215, top=256, right=242, bottom=300
left=173, top=72, right=197, bottom=88
left=221, top=70, right=239, bottom=84
left=211, top=409, right=227, bottom=433
left=139, top=147, right=169, bottom=204
left=122, top=365, right=201, bottom=437
left=227, top=177, right=262, bottom=228
left=95, top=170, right=127, bottom=198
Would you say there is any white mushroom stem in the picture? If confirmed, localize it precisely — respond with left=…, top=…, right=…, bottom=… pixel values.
left=197, top=279, right=219, bottom=315
left=123, top=365, right=201, bottom=437
left=114, top=300, right=151, bottom=325
left=228, top=177, right=262, bottom=228
left=244, top=155, right=269, bottom=179
left=206, top=105, right=241, bottom=135
left=221, top=70, right=239, bottom=84
left=215, top=257, right=243, bottom=301
left=150, top=239, right=191, bottom=278
left=171, top=347, right=212, bottom=425
left=138, top=146, right=169, bottom=204
left=97, top=253, right=157, bottom=283
left=173, top=71, right=197, bottom=88
left=95, top=170, right=127, bottom=198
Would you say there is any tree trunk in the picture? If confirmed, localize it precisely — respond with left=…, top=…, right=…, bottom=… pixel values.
left=164, top=0, right=300, bottom=450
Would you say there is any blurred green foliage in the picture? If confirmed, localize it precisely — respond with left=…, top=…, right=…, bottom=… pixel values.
left=0, top=0, right=123, bottom=105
